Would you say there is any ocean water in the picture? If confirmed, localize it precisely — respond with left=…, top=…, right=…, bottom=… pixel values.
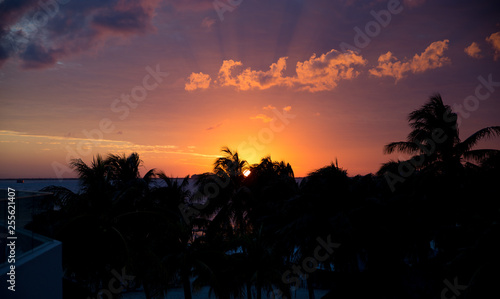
left=0, top=177, right=303, bottom=195
left=0, top=179, right=81, bottom=193
left=0, top=178, right=199, bottom=194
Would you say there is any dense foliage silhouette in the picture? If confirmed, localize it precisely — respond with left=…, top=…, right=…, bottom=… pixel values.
left=28, top=95, right=500, bottom=299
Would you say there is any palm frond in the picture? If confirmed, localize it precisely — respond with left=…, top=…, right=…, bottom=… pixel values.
left=220, top=146, right=233, bottom=156
left=384, top=141, right=420, bottom=154
left=458, top=126, right=500, bottom=154
left=158, top=171, right=173, bottom=187
left=69, top=158, right=91, bottom=177
left=142, top=168, right=157, bottom=183
left=408, top=94, right=446, bottom=122
left=462, top=149, right=500, bottom=163
left=408, top=128, right=433, bottom=143
left=376, top=160, right=400, bottom=176
left=40, top=185, right=79, bottom=208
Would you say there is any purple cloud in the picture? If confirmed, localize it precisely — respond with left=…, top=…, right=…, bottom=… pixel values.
left=0, top=0, right=161, bottom=69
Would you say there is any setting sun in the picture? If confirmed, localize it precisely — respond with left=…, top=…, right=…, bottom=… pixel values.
left=243, top=169, right=251, bottom=177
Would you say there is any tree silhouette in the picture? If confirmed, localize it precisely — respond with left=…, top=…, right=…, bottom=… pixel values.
left=380, top=94, right=500, bottom=180
left=25, top=116, right=499, bottom=299
left=195, top=147, right=251, bottom=239
left=40, top=153, right=159, bottom=298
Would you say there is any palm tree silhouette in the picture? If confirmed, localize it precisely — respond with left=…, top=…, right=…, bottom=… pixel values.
left=238, top=226, right=292, bottom=299
left=277, top=161, right=349, bottom=299
left=195, top=147, right=251, bottom=238
left=150, top=172, right=197, bottom=299
left=107, top=153, right=156, bottom=189
left=240, top=157, right=298, bottom=298
left=41, top=155, right=127, bottom=296
left=381, top=94, right=500, bottom=176
left=245, top=156, right=297, bottom=232
left=41, top=153, right=159, bottom=298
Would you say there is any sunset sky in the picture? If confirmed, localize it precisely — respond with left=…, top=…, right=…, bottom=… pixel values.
left=1, top=0, right=500, bottom=178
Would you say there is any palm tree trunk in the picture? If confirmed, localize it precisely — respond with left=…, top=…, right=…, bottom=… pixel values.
left=307, top=276, right=315, bottom=299
left=247, top=281, right=252, bottom=299
left=182, top=271, right=192, bottom=299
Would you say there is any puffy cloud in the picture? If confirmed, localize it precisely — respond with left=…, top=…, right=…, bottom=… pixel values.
left=464, top=42, right=482, bottom=59
left=283, top=106, right=292, bottom=112
left=410, top=40, right=450, bottom=72
left=0, top=0, right=162, bottom=69
left=185, top=72, right=211, bottom=91
left=217, top=59, right=243, bottom=87
left=486, top=32, right=500, bottom=61
left=218, top=57, right=290, bottom=90
left=369, top=40, right=450, bottom=81
left=368, top=51, right=407, bottom=80
left=294, top=50, right=366, bottom=92
left=187, top=49, right=366, bottom=92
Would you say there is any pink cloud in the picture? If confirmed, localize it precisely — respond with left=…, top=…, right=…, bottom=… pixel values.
left=188, top=49, right=366, bottom=92
left=218, top=57, right=290, bottom=90
left=217, top=59, right=243, bottom=87
left=0, top=0, right=162, bottom=69
left=294, top=50, right=366, bottom=92
left=185, top=72, right=211, bottom=91
left=464, top=42, right=482, bottom=59
left=369, top=39, right=450, bottom=81
left=486, top=32, right=500, bottom=61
